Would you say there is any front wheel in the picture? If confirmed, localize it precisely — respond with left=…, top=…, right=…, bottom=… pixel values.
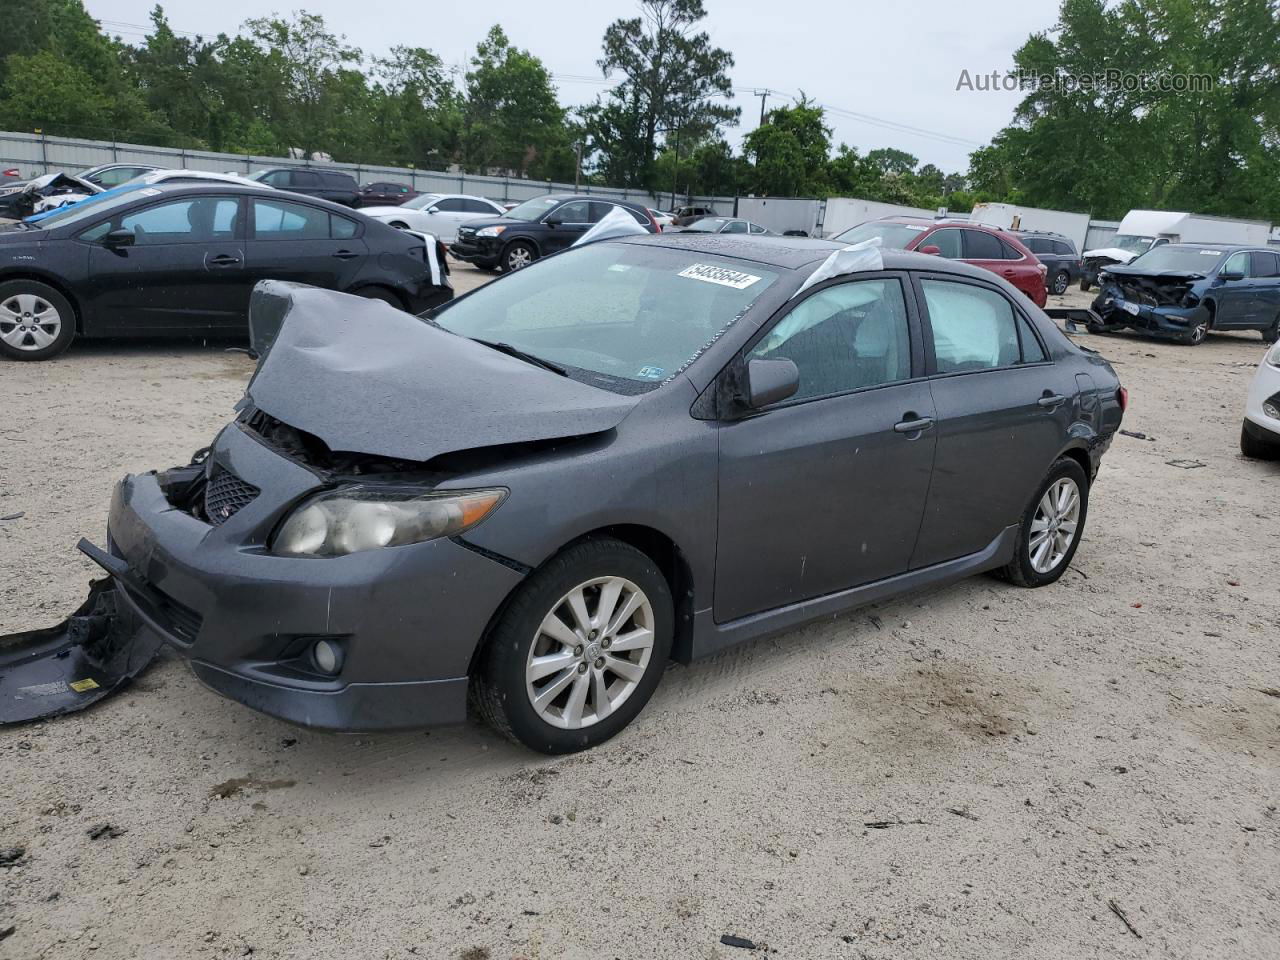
left=472, top=539, right=673, bottom=754
left=502, top=241, right=537, bottom=272
left=1184, top=318, right=1209, bottom=345
left=1079, top=275, right=1092, bottom=293
left=0, top=280, right=76, bottom=361
left=995, top=457, right=1089, bottom=587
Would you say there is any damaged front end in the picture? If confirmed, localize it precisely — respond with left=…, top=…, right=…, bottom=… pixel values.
left=1089, top=269, right=1209, bottom=339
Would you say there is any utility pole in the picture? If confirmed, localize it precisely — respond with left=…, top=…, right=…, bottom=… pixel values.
left=755, top=89, right=772, bottom=126
left=574, top=141, right=583, bottom=191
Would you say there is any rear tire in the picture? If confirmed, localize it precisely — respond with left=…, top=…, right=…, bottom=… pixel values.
left=1079, top=275, right=1092, bottom=293
left=1051, top=270, right=1070, bottom=295
left=1240, top=422, right=1280, bottom=460
left=1262, top=317, right=1279, bottom=344
left=472, top=538, right=673, bottom=754
left=0, top=279, right=76, bottom=361
left=995, top=457, right=1089, bottom=588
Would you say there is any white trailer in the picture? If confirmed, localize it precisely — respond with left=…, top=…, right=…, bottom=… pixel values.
left=968, top=202, right=1092, bottom=252
left=1080, top=210, right=1274, bottom=290
left=733, top=197, right=822, bottom=236
left=820, top=197, right=939, bottom=238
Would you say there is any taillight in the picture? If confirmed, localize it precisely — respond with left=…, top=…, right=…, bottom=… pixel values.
left=1117, top=386, right=1128, bottom=413
left=648, top=211, right=660, bottom=232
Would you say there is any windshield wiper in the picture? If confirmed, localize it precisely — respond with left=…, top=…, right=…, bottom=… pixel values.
left=470, top=339, right=568, bottom=376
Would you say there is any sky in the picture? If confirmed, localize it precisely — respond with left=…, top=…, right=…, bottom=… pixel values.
left=81, top=0, right=1063, bottom=173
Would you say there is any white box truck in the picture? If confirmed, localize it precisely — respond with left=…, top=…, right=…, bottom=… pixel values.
left=1080, top=210, right=1273, bottom=290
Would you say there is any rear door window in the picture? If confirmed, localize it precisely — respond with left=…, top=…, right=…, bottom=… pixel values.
left=921, top=279, right=1022, bottom=373
left=1053, top=240, right=1076, bottom=256
left=1249, top=251, right=1280, bottom=277
left=963, top=230, right=1005, bottom=260
left=253, top=198, right=332, bottom=239
left=288, top=171, right=321, bottom=189
left=463, top=198, right=495, bottom=213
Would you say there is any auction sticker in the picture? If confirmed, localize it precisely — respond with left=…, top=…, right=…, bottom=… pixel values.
left=678, top=263, right=762, bottom=289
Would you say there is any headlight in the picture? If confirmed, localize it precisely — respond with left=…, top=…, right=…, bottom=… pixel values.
left=272, top=486, right=506, bottom=557
left=476, top=226, right=506, bottom=238
left=1268, top=341, right=1280, bottom=369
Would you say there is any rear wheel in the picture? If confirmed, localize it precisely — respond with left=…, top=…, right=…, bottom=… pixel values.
left=1262, top=316, right=1279, bottom=344
left=1051, top=270, right=1070, bottom=295
left=0, top=280, right=75, bottom=361
left=1079, top=275, right=1092, bottom=293
left=472, top=539, right=673, bottom=754
left=1240, top=422, right=1280, bottom=460
left=995, top=457, right=1089, bottom=588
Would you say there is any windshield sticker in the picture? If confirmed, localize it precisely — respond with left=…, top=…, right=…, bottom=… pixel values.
left=678, top=263, right=762, bottom=289
left=1199, top=249, right=1220, bottom=255
left=637, top=365, right=665, bottom=380
left=608, top=263, right=632, bottom=272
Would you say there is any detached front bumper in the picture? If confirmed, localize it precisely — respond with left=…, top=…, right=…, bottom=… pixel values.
left=101, top=425, right=525, bottom=730
left=1090, top=290, right=1209, bottom=340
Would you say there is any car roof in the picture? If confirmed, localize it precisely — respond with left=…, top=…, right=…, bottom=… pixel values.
left=613, top=232, right=1002, bottom=280
left=130, top=182, right=357, bottom=209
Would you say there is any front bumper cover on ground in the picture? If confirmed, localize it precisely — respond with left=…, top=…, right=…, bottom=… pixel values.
left=0, top=573, right=164, bottom=725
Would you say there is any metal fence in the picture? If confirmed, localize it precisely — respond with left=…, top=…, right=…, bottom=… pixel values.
left=0, top=129, right=737, bottom=213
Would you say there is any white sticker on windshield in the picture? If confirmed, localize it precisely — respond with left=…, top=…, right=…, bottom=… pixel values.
left=1199, top=249, right=1220, bottom=255
left=678, top=263, right=762, bottom=289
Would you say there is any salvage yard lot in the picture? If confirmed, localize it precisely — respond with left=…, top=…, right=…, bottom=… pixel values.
left=1, top=275, right=1278, bottom=959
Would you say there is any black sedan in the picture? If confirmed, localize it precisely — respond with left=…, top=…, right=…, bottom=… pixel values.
left=0, top=182, right=451, bottom=360
left=2, top=235, right=1125, bottom=751
left=449, top=194, right=658, bottom=272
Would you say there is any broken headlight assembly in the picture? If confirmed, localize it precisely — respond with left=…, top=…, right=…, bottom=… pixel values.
left=1267, top=342, right=1280, bottom=369
left=272, top=486, right=506, bottom=557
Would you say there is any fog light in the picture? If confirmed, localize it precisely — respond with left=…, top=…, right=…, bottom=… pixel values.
left=312, top=639, right=343, bottom=675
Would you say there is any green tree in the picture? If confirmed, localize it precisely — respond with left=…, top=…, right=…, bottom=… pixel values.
left=461, top=25, right=567, bottom=177
left=585, top=0, right=738, bottom=189
left=742, top=98, right=831, bottom=196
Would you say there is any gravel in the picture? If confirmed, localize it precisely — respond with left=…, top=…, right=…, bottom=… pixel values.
left=1, top=279, right=1277, bottom=959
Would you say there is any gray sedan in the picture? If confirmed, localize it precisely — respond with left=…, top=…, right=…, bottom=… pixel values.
left=5, top=235, right=1125, bottom=752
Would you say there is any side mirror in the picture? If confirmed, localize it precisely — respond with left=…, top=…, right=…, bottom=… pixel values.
left=746, top=357, right=799, bottom=409
left=919, top=244, right=942, bottom=256
left=104, top=227, right=135, bottom=248
left=426, top=206, right=440, bottom=214
left=1219, top=268, right=1245, bottom=281
left=544, top=217, right=562, bottom=228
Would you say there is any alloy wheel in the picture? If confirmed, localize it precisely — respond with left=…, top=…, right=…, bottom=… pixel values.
left=0, top=293, right=62, bottom=352
left=524, top=576, right=656, bottom=730
left=1028, top=477, right=1081, bottom=574
left=506, top=246, right=533, bottom=270
left=1189, top=321, right=1208, bottom=345
left=1052, top=271, right=1069, bottom=295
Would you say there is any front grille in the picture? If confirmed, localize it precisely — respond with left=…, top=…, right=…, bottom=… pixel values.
left=204, top=465, right=259, bottom=526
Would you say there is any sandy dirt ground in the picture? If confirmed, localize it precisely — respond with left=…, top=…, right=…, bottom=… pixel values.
left=1, top=275, right=1278, bottom=960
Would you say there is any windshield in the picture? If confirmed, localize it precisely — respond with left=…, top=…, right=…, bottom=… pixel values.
left=1125, top=246, right=1226, bottom=274
left=23, top=186, right=154, bottom=228
left=401, top=193, right=442, bottom=211
left=834, top=222, right=929, bottom=249
left=681, top=218, right=727, bottom=233
left=1111, top=234, right=1157, bottom=255
left=504, top=196, right=561, bottom=221
left=433, top=242, right=780, bottom=389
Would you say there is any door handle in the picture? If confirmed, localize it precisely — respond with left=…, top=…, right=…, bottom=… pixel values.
left=208, top=254, right=240, bottom=266
left=332, top=250, right=359, bottom=260
left=894, top=416, right=935, bottom=434
left=1037, top=394, right=1066, bottom=408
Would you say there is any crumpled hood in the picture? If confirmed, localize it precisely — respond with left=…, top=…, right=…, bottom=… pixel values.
left=1083, top=247, right=1136, bottom=263
left=1101, top=264, right=1207, bottom=282
left=245, top=284, right=641, bottom=463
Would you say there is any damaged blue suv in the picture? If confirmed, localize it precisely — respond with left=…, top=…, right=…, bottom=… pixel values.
left=1090, top=244, right=1280, bottom=345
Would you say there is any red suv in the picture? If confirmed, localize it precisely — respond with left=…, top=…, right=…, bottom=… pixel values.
left=833, top=218, right=1048, bottom=308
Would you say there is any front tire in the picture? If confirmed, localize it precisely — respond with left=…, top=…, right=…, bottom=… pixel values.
left=0, top=280, right=75, bottom=361
left=1184, top=317, right=1209, bottom=345
left=472, top=538, right=673, bottom=754
left=502, top=241, right=537, bottom=272
left=1241, top=422, right=1280, bottom=460
left=996, top=457, right=1089, bottom=587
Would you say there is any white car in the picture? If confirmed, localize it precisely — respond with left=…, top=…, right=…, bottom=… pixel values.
left=359, top=193, right=506, bottom=243
left=649, top=208, right=676, bottom=230
left=1242, top=340, right=1280, bottom=459
left=121, top=169, right=272, bottom=189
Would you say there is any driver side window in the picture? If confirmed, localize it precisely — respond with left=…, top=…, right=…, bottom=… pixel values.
left=748, top=279, right=912, bottom=403
left=1223, top=251, right=1251, bottom=276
